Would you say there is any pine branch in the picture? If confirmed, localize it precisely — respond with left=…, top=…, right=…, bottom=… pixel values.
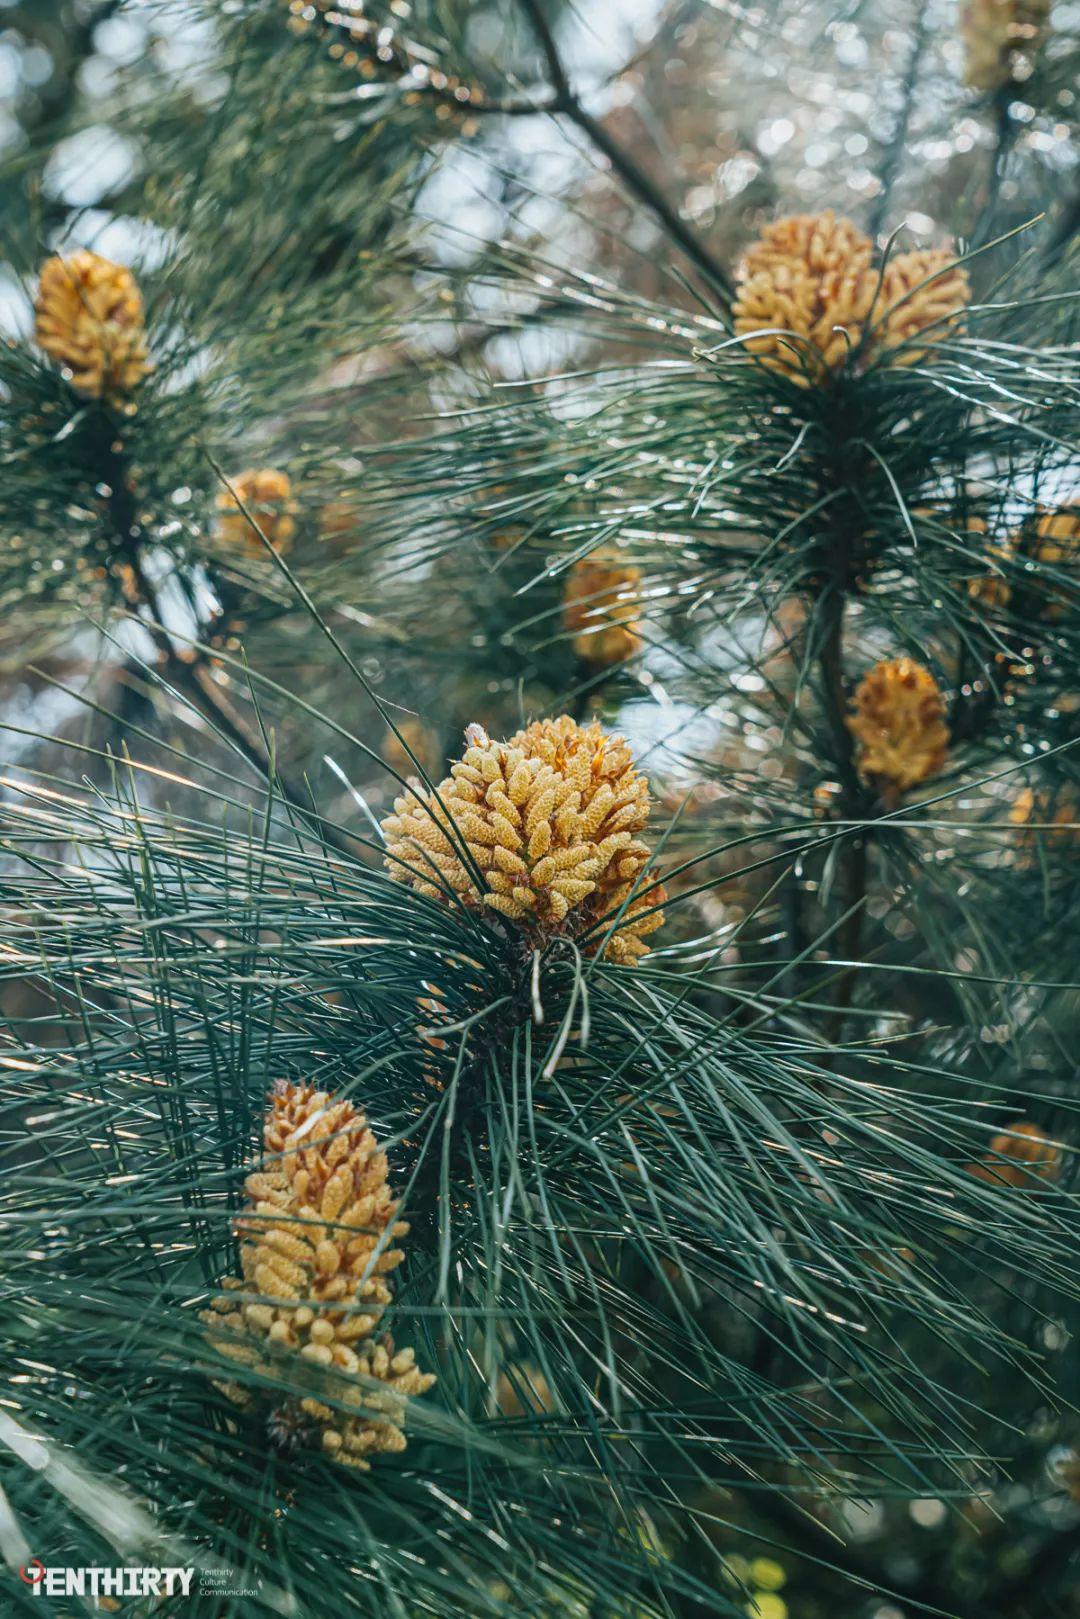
left=4, top=10, right=1080, bottom=1614
left=514, top=0, right=734, bottom=302
left=813, top=435, right=873, bottom=1036
left=868, top=6, right=929, bottom=240
left=972, top=85, right=1020, bottom=248
left=96, top=429, right=356, bottom=857
left=1043, top=184, right=1080, bottom=264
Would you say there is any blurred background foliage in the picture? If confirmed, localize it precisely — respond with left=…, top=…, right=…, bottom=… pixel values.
left=1, top=0, right=1079, bottom=1615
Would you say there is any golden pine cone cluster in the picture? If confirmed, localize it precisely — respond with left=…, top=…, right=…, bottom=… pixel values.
left=382, top=715, right=666, bottom=964
left=733, top=211, right=874, bottom=377
left=34, top=250, right=149, bottom=401
left=204, top=1081, right=434, bottom=1469
left=961, top=0, right=1049, bottom=90
left=216, top=469, right=298, bottom=554
left=967, top=1120, right=1063, bottom=1188
left=732, top=212, right=969, bottom=383
left=562, top=549, right=644, bottom=668
left=847, top=658, right=950, bottom=797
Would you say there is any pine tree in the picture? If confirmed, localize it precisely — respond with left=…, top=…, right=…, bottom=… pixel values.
left=1, top=2, right=1078, bottom=1616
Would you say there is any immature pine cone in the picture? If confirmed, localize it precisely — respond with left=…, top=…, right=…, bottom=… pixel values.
left=732, top=212, right=969, bottom=382
left=34, top=251, right=149, bottom=400
left=382, top=715, right=666, bottom=964
left=847, top=658, right=949, bottom=797
left=495, top=1365, right=556, bottom=1418
left=563, top=548, right=643, bottom=668
left=382, top=718, right=442, bottom=779
left=963, top=518, right=1016, bottom=610
left=967, top=1120, right=1063, bottom=1188
left=1035, top=507, right=1080, bottom=566
left=1031, top=506, right=1079, bottom=618
left=319, top=498, right=359, bottom=543
left=924, top=507, right=1016, bottom=611
left=203, top=1081, right=435, bottom=1469
left=1009, top=787, right=1077, bottom=849
left=216, top=469, right=298, bottom=554
left=961, top=0, right=1049, bottom=90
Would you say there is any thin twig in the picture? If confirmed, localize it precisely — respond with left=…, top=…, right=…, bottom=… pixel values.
left=818, top=588, right=868, bottom=1035
left=99, top=435, right=356, bottom=857
left=514, top=0, right=733, bottom=302
left=1043, top=184, right=1080, bottom=266
left=972, top=85, right=1018, bottom=249
left=868, top=8, right=929, bottom=240
left=812, top=426, right=874, bottom=1039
